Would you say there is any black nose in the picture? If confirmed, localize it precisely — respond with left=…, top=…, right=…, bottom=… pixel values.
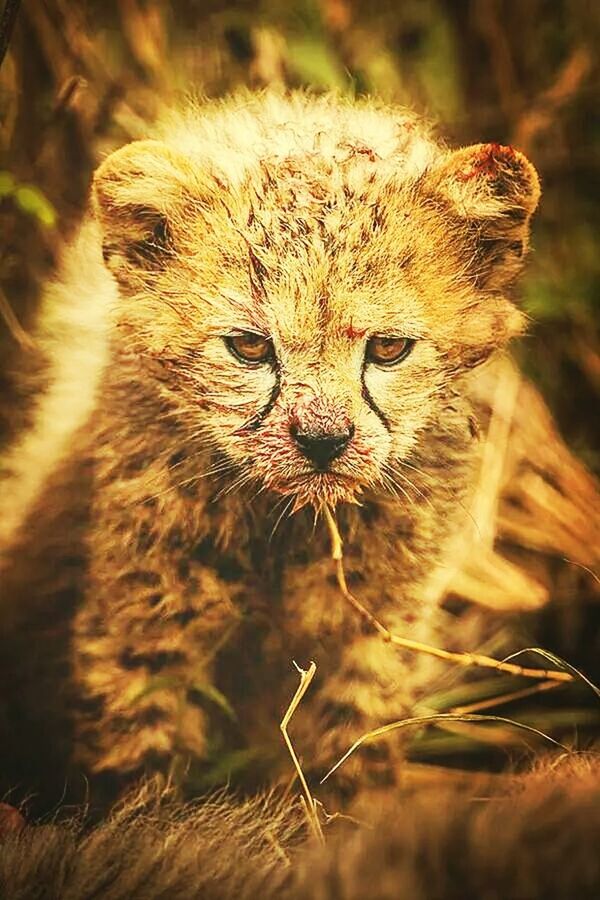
left=291, top=424, right=354, bottom=471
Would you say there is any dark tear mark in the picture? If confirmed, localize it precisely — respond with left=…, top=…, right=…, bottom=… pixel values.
left=235, top=363, right=281, bottom=433
left=361, top=363, right=391, bottom=432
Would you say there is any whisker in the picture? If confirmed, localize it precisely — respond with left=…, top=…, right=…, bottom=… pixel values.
left=132, top=461, right=237, bottom=507
left=269, top=495, right=295, bottom=543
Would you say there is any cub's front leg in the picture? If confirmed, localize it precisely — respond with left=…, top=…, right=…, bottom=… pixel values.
left=281, top=542, right=449, bottom=802
left=73, top=503, right=242, bottom=779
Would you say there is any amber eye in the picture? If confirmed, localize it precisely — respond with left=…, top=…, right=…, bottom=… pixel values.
left=366, top=336, right=415, bottom=366
left=225, top=332, right=274, bottom=364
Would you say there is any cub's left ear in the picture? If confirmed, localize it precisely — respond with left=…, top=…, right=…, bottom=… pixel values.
left=92, top=140, right=202, bottom=279
left=432, top=143, right=541, bottom=292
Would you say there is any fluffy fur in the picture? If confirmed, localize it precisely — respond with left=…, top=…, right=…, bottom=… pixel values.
left=1, top=758, right=598, bottom=899
left=0, top=91, right=541, bottom=796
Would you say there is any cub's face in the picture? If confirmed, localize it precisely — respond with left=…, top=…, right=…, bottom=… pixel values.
left=93, top=127, right=539, bottom=509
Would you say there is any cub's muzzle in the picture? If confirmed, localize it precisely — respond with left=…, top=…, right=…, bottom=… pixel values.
left=290, top=423, right=355, bottom=471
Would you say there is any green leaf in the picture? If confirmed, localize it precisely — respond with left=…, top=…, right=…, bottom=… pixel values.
left=287, top=36, right=347, bottom=91
left=192, top=745, right=272, bottom=790
left=130, top=675, right=182, bottom=703
left=190, top=681, right=237, bottom=721
left=14, top=185, right=56, bottom=227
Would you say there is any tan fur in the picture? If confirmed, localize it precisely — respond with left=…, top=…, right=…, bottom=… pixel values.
left=0, top=91, right=541, bottom=793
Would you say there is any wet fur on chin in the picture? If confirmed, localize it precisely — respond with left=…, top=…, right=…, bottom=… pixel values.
left=1, top=757, right=599, bottom=900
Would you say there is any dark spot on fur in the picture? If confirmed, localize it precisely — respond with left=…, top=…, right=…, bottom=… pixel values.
left=108, top=714, right=131, bottom=734
left=137, top=706, right=168, bottom=726
left=507, top=240, right=524, bottom=258
left=126, top=213, right=173, bottom=266
left=468, top=415, right=481, bottom=439
left=346, top=570, right=365, bottom=587
left=119, top=647, right=143, bottom=670
left=362, top=742, right=392, bottom=764
left=73, top=695, right=105, bottom=718
left=343, top=665, right=372, bottom=685
left=171, top=608, right=199, bottom=627
left=506, top=207, right=527, bottom=224
left=119, top=570, right=161, bottom=588
left=147, top=593, right=163, bottom=607
left=360, top=503, right=380, bottom=526
left=178, top=480, right=199, bottom=499
left=191, top=537, right=214, bottom=563
left=168, top=528, right=185, bottom=550
left=136, top=525, right=155, bottom=553
left=442, top=594, right=470, bottom=617
left=122, top=453, right=147, bottom=477
left=83, top=614, right=105, bottom=636
left=321, top=701, right=360, bottom=728
left=119, top=647, right=186, bottom=673
left=177, top=559, right=190, bottom=580
left=150, top=650, right=186, bottom=673
left=183, top=577, right=199, bottom=598
left=168, top=449, right=187, bottom=467
left=217, top=557, right=244, bottom=582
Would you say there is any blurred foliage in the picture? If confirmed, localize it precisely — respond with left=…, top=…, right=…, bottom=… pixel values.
left=0, top=171, right=56, bottom=226
left=0, top=0, right=598, bottom=462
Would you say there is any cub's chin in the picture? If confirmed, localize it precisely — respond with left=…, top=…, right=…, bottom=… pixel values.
left=268, top=471, right=362, bottom=512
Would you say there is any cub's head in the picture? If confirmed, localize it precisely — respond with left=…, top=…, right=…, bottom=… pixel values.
left=93, top=111, right=539, bottom=510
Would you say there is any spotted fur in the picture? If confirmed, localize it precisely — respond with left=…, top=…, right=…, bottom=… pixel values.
left=0, top=91, right=540, bottom=794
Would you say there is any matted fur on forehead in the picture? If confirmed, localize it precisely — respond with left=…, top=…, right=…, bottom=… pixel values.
left=156, top=91, right=440, bottom=187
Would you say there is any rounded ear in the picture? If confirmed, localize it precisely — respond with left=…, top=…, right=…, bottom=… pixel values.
left=92, top=140, right=198, bottom=276
left=431, top=143, right=541, bottom=291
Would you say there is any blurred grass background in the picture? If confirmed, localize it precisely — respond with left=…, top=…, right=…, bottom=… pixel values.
left=0, top=0, right=598, bottom=466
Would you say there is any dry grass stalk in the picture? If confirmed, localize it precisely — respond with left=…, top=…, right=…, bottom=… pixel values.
left=0, top=286, right=36, bottom=351
left=319, top=712, right=568, bottom=785
left=449, top=679, right=562, bottom=715
left=322, top=504, right=574, bottom=684
left=279, top=660, right=325, bottom=845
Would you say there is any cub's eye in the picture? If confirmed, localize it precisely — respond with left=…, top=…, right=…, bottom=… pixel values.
left=225, top=332, right=274, bottom=364
left=366, top=336, right=415, bottom=366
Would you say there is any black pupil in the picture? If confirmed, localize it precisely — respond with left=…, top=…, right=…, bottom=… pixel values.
left=230, top=334, right=270, bottom=360
left=369, top=337, right=409, bottom=362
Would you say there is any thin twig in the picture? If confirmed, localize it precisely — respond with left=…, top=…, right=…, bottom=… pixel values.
left=279, top=660, right=324, bottom=845
left=323, top=505, right=574, bottom=684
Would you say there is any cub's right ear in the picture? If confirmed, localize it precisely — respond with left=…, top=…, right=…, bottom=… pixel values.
left=92, top=140, right=199, bottom=278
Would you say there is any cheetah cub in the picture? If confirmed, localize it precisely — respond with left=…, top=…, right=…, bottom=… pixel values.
left=0, top=92, right=540, bottom=795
